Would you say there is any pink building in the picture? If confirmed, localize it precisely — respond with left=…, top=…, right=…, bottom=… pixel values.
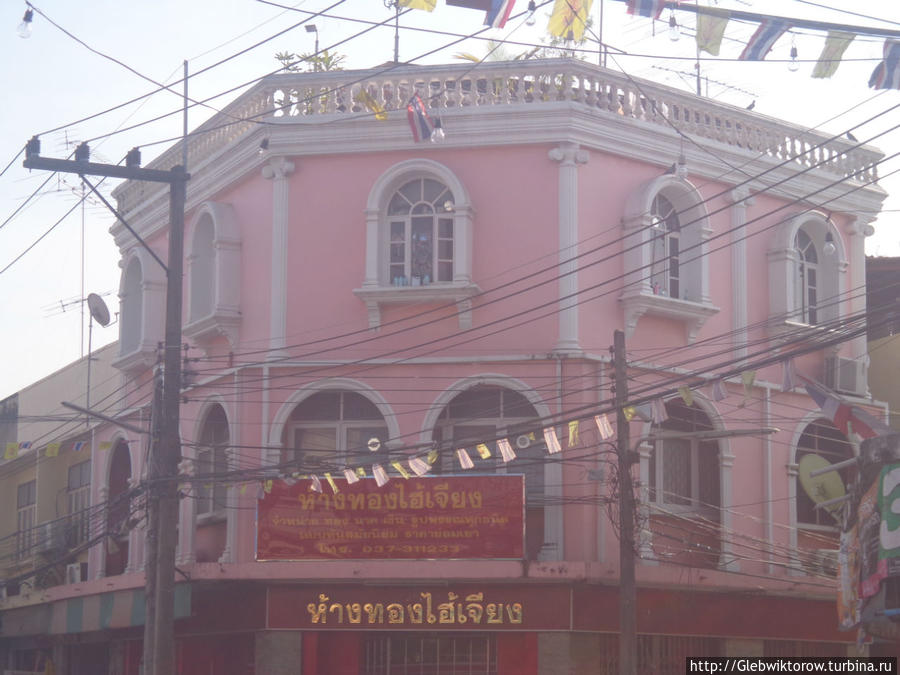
left=1, top=59, right=894, bottom=673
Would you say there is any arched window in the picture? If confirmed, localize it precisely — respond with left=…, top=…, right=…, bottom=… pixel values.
left=650, top=194, right=681, bottom=299
left=795, top=419, right=853, bottom=528
left=120, top=258, right=143, bottom=355
left=356, top=159, right=477, bottom=329
left=645, top=400, right=722, bottom=569
left=196, top=405, right=229, bottom=517
left=431, top=385, right=547, bottom=560
left=795, top=229, right=819, bottom=325
left=189, top=214, right=215, bottom=323
left=284, top=391, right=388, bottom=470
left=648, top=400, right=720, bottom=513
left=621, top=176, right=717, bottom=342
left=388, top=178, right=454, bottom=286
left=195, top=404, right=229, bottom=563
left=769, top=213, right=843, bottom=329
left=105, top=441, right=132, bottom=577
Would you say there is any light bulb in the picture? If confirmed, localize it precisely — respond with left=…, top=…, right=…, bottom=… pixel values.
left=16, top=8, right=33, bottom=39
left=676, top=154, right=688, bottom=179
left=824, top=233, right=836, bottom=256
left=525, top=0, right=536, bottom=26
left=788, top=45, right=799, bottom=72
left=667, top=13, right=680, bottom=42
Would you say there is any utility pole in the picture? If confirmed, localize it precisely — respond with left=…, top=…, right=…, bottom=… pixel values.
left=613, top=329, right=637, bottom=675
left=23, top=140, right=188, bottom=675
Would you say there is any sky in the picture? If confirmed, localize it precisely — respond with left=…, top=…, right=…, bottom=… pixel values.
left=1, top=0, right=898, bottom=401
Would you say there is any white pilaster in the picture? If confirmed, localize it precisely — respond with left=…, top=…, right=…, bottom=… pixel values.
left=548, top=143, right=589, bottom=353
left=262, top=158, right=296, bottom=360
left=728, top=188, right=754, bottom=362
left=846, top=217, right=875, bottom=384
left=176, top=457, right=196, bottom=566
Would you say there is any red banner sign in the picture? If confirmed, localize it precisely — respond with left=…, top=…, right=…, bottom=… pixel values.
left=256, top=475, right=524, bottom=560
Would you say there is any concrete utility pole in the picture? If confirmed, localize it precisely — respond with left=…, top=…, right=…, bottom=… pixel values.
left=613, top=329, right=637, bottom=675
left=23, top=141, right=188, bottom=675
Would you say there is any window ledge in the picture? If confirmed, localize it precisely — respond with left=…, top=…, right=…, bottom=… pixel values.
left=353, top=282, right=481, bottom=330
left=183, top=311, right=241, bottom=349
left=621, top=292, right=719, bottom=343
left=112, top=346, right=157, bottom=374
left=196, top=511, right=227, bottom=526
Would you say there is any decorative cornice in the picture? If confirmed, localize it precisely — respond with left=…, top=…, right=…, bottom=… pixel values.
left=261, top=157, right=296, bottom=181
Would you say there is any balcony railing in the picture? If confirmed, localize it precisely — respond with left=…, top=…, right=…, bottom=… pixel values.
left=115, top=58, right=882, bottom=211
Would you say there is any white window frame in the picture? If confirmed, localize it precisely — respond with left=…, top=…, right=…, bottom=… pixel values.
left=621, top=175, right=718, bottom=343
left=769, top=212, right=846, bottom=332
left=184, top=202, right=242, bottom=348
left=113, top=247, right=165, bottom=373
left=196, top=405, right=230, bottom=520
left=355, top=159, right=479, bottom=330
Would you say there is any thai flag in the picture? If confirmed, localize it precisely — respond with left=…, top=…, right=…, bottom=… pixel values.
left=407, top=93, right=439, bottom=142
left=739, top=19, right=789, bottom=61
left=869, top=40, right=900, bottom=90
left=626, top=0, right=665, bottom=19
left=804, top=381, right=891, bottom=440
left=485, top=0, right=515, bottom=28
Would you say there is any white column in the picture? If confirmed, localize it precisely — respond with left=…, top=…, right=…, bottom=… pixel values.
left=718, top=446, right=737, bottom=571
left=728, top=188, right=754, bottom=362
left=846, top=217, right=875, bottom=380
left=548, top=143, right=589, bottom=354
left=262, top=158, right=296, bottom=360
left=176, top=457, right=196, bottom=566
left=220, top=371, right=240, bottom=563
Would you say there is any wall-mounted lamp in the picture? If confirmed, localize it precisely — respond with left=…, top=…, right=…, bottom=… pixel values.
left=824, top=232, right=836, bottom=256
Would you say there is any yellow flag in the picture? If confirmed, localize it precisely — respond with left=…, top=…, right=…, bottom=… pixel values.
left=568, top=420, right=580, bottom=447
left=695, top=9, right=729, bottom=56
left=476, top=443, right=492, bottom=459
left=812, top=31, right=854, bottom=79
left=741, top=370, right=756, bottom=404
left=623, top=406, right=636, bottom=422
left=678, top=386, right=694, bottom=407
left=391, top=461, right=411, bottom=479
left=324, top=472, right=339, bottom=493
left=4, top=442, right=17, bottom=460
left=240, top=483, right=248, bottom=495
left=398, top=0, right=436, bottom=11
left=354, top=88, right=388, bottom=121
left=45, top=442, right=61, bottom=458
left=427, top=450, right=439, bottom=465
left=547, top=0, right=594, bottom=42
left=99, top=441, right=112, bottom=451
left=264, top=479, right=273, bottom=494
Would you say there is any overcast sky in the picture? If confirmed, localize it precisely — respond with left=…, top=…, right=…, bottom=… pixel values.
left=1, top=0, right=897, bottom=400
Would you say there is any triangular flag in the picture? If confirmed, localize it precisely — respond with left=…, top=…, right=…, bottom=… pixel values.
left=741, top=370, right=756, bottom=403
left=678, top=386, right=694, bottom=406
left=485, top=0, right=516, bottom=29
left=547, top=0, right=594, bottom=41
left=497, top=438, right=516, bottom=463
left=476, top=443, right=492, bottom=459
left=309, top=475, right=322, bottom=493
left=45, top=442, right=60, bottom=458
left=4, top=442, right=17, bottom=460
left=407, top=93, right=442, bottom=143
left=594, top=414, right=614, bottom=440
left=456, top=448, right=475, bottom=469
left=543, top=427, right=562, bottom=454
left=696, top=8, right=729, bottom=56
left=651, top=398, right=668, bottom=424
left=567, top=420, right=580, bottom=447
left=373, top=464, right=390, bottom=487
left=739, top=19, right=790, bottom=61
left=805, top=381, right=891, bottom=440
left=324, top=472, right=339, bottom=493
left=812, top=31, right=854, bottom=79
left=19, top=441, right=32, bottom=450
left=353, top=88, right=388, bottom=121
left=427, top=450, right=439, bottom=465
left=868, top=40, right=900, bottom=90
left=711, top=379, right=727, bottom=402
left=398, top=0, right=436, bottom=10
left=626, top=0, right=665, bottom=19
left=782, top=359, right=796, bottom=392
left=343, top=468, right=360, bottom=484
left=623, top=406, right=637, bottom=422
left=264, top=479, right=274, bottom=494
left=74, top=441, right=87, bottom=452
left=408, top=456, right=431, bottom=476
left=356, top=467, right=367, bottom=478
left=391, top=461, right=411, bottom=479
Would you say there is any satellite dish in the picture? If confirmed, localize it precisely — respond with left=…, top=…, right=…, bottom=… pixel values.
left=87, top=293, right=110, bottom=327
left=798, top=453, right=846, bottom=520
